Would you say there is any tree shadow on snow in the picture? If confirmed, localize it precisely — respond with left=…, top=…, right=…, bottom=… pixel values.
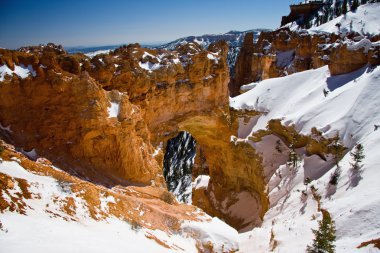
left=299, top=194, right=308, bottom=215
left=326, top=66, right=367, bottom=92
left=325, top=184, right=337, bottom=199
left=279, top=166, right=299, bottom=212
left=346, top=166, right=363, bottom=189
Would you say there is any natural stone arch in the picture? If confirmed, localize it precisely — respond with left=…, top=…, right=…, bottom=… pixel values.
left=154, top=110, right=269, bottom=232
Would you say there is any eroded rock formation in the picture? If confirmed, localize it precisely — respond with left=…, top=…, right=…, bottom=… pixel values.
left=0, top=41, right=268, bottom=231
left=0, top=46, right=160, bottom=186
left=232, top=29, right=380, bottom=94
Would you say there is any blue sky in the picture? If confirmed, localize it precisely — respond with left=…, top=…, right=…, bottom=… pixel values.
left=0, top=0, right=295, bottom=49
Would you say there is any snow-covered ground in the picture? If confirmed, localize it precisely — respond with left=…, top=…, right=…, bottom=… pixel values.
left=309, top=3, right=380, bottom=36
left=309, top=3, right=380, bottom=35
left=231, top=65, right=380, bottom=252
left=284, top=2, right=380, bottom=37
left=0, top=158, right=238, bottom=253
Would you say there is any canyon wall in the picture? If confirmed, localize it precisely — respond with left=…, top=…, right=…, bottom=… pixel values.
left=231, top=28, right=380, bottom=94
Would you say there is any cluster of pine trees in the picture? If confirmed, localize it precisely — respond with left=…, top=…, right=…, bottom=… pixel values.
left=301, top=0, right=369, bottom=29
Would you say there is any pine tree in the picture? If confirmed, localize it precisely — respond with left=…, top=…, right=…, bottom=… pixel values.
left=351, top=0, right=359, bottom=11
left=342, top=0, right=348, bottom=15
left=323, top=89, right=330, bottom=97
left=350, top=144, right=365, bottom=170
left=330, top=132, right=344, bottom=168
left=329, top=167, right=341, bottom=185
left=307, top=209, right=336, bottom=253
left=288, top=144, right=299, bottom=169
left=334, top=1, right=341, bottom=17
left=304, top=177, right=311, bottom=191
left=275, top=140, right=282, bottom=153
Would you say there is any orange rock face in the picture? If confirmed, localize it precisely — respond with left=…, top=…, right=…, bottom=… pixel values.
left=328, top=40, right=380, bottom=76
left=0, top=42, right=268, bottom=231
left=0, top=59, right=160, bottom=186
left=232, top=29, right=380, bottom=93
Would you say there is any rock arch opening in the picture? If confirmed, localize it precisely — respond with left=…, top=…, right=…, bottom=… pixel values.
left=163, top=131, right=196, bottom=204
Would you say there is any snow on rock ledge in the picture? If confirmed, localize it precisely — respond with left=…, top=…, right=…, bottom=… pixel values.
left=107, top=101, right=120, bottom=118
left=192, top=175, right=210, bottom=190
left=182, top=217, right=239, bottom=253
left=0, top=64, right=36, bottom=82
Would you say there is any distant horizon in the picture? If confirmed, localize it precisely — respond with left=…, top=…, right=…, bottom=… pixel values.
left=1, top=0, right=295, bottom=49
left=64, top=28, right=271, bottom=50
left=2, top=28, right=273, bottom=50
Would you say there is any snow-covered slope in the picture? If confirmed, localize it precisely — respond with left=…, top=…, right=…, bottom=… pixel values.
left=309, top=2, right=380, bottom=36
left=0, top=146, right=239, bottom=253
left=231, top=65, right=380, bottom=252
left=284, top=2, right=380, bottom=37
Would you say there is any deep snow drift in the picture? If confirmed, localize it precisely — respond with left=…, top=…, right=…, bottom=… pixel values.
left=231, top=65, right=380, bottom=252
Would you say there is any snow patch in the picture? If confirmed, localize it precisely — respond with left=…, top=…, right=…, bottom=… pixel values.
left=85, top=49, right=111, bottom=58
left=192, top=175, right=210, bottom=190
left=207, top=53, right=219, bottom=64
left=182, top=217, right=239, bottom=253
left=152, top=142, right=163, bottom=157
left=107, top=102, right=120, bottom=118
left=21, top=148, right=38, bottom=160
left=0, top=64, right=36, bottom=82
left=138, top=62, right=161, bottom=72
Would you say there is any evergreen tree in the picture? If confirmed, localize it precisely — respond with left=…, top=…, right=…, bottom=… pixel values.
left=329, top=167, right=341, bottom=185
left=342, top=0, right=348, bottom=14
left=304, top=177, right=311, bottom=191
left=288, top=144, right=299, bottom=169
left=334, top=1, right=341, bottom=17
left=351, top=0, right=359, bottom=11
left=330, top=132, right=344, bottom=168
left=323, top=89, right=330, bottom=97
left=350, top=144, right=365, bottom=170
left=307, top=209, right=336, bottom=253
